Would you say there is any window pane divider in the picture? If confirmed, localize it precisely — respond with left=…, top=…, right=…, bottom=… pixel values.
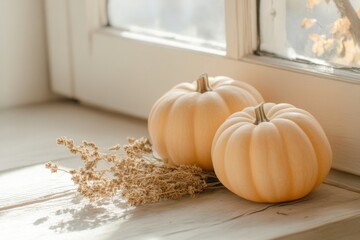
left=225, top=0, right=258, bottom=60
left=225, top=0, right=240, bottom=59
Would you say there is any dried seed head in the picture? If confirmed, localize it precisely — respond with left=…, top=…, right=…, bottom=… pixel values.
left=47, top=137, right=220, bottom=205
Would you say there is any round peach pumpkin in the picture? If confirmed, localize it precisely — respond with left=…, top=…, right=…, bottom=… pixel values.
left=148, top=74, right=263, bottom=170
left=212, top=103, right=332, bottom=202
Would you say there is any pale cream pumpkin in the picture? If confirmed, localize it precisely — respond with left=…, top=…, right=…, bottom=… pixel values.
left=212, top=103, right=332, bottom=202
left=148, top=74, right=263, bottom=170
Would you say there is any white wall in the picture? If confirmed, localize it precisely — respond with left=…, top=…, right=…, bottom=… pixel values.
left=0, top=0, right=52, bottom=109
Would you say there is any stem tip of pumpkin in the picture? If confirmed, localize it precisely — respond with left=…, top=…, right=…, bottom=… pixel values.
left=254, top=103, right=270, bottom=125
left=196, top=73, right=212, bottom=93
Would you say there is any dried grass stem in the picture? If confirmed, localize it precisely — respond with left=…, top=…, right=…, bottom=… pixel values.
left=46, top=136, right=221, bottom=206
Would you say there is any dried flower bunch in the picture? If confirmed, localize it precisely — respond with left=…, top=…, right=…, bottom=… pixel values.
left=46, top=137, right=220, bottom=206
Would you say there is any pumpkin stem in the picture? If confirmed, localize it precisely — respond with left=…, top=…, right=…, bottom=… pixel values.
left=254, top=103, right=269, bottom=125
left=196, top=74, right=212, bottom=93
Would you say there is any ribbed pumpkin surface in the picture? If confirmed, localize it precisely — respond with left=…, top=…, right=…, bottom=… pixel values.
left=148, top=75, right=263, bottom=170
left=212, top=103, right=332, bottom=202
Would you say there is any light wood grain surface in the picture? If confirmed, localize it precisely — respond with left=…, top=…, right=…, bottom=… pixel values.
left=1, top=101, right=360, bottom=240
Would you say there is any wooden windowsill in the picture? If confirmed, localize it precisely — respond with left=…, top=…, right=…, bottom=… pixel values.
left=1, top=101, right=360, bottom=239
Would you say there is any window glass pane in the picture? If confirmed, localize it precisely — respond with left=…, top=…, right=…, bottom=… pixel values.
left=259, top=0, right=360, bottom=69
left=108, top=0, right=226, bottom=50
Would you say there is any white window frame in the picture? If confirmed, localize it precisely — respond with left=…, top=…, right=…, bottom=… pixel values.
left=45, top=0, right=360, bottom=176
